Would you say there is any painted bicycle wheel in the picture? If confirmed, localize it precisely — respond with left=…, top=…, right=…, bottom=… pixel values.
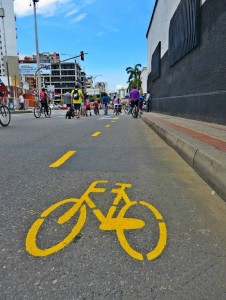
left=26, top=198, right=86, bottom=256
left=116, top=200, right=167, bottom=261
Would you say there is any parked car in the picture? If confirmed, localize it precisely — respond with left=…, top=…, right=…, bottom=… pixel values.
left=59, top=104, right=67, bottom=110
left=49, top=103, right=59, bottom=110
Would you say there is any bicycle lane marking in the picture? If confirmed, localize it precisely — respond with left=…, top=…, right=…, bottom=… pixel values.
left=26, top=180, right=167, bottom=261
left=49, top=150, right=76, bottom=168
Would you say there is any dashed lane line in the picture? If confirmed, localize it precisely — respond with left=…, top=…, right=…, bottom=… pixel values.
left=92, top=132, right=101, bottom=137
left=49, top=150, right=76, bottom=168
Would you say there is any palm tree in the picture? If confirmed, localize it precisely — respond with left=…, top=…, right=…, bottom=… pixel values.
left=126, top=64, right=142, bottom=90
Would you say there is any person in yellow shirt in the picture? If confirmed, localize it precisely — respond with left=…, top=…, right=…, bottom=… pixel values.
left=71, top=84, right=83, bottom=118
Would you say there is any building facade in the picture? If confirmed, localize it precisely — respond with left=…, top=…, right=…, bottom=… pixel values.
left=19, top=52, right=86, bottom=101
left=146, top=0, right=226, bottom=124
left=0, top=0, right=19, bottom=84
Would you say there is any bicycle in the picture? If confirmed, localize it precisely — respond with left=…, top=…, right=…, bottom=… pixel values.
left=132, top=104, right=139, bottom=118
left=26, top=180, right=167, bottom=261
left=123, top=104, right=131, bottom=115
left=0, top=102, right=11, bottom=127
left=115, top=104, right=120, bottom=115
left=34, top=102, right=51, bottom=118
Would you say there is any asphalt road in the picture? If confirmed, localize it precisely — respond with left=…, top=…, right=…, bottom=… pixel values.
left=1, top=109, right=226, bottom=299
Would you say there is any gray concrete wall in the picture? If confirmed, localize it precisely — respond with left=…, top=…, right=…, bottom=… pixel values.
left=147, top=0, right=226, bottom=124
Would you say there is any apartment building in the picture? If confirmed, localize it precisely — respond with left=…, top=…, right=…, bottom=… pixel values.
left=19, top=52, right=86, bottom=100
left=0, top=0, right=19, bottom=83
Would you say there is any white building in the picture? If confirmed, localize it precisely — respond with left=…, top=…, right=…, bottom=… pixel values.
left=0, top=0, right=19, bottom=82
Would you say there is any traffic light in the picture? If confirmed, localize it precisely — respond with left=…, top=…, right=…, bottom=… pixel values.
left=80, top=51, right=84, bottom=61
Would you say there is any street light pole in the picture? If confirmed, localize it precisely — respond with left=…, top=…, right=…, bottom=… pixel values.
left=32, top=0, right=41, bottom=96
left=0, top=7, right=10, bottom=96
left=93, top=75, right=102, bottom=98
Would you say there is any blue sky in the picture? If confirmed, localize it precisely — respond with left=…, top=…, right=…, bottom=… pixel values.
left=14, top=0, right=155, bottom=92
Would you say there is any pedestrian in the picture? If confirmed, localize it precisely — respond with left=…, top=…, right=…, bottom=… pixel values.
left=64, top=90, right=73, bottom=119
left=139, top=95, right=144, bottom=114
left=19, top=92, right=25, bottom=110
left=146, top=90, right=151, bottom=112
left=102, top=93, right=108, bottom=115
left=71, top=84, right=83, bottom=118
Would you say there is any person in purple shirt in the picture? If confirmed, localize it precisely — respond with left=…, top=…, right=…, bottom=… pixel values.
left=129, top=86, right=140, bottom=118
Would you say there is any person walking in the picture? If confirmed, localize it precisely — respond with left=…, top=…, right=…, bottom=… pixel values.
left=146, top=90, right=151, bottom=112
left=71, top=84, right=83, bottom=118
left=102, top=93, right=108, bottom=115
left=64, top=90, right=73, bottom=118
left=19, top=92, right=25, bottom=110
left=139, top=95, right=144, bottom=115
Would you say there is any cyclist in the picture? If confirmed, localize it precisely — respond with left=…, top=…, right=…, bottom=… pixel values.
left=93, top=99, right=99, bottom=115
left=40, top=88, right=50, bottom=117
left=129, top=86, right=140, bottom=118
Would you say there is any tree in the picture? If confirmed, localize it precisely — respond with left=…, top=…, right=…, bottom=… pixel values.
left=126, top=64, right=142, bottom=90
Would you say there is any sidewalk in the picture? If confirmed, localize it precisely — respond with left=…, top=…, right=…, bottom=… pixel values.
left=141, top=112, right=226, bottom=202
left=10, top=108, right=33, bottom=114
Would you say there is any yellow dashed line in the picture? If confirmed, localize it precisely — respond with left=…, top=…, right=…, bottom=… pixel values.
left=112, top=121, right=115, bottom=123
left=105, top=125, right=110, bottom=128
left=49, top=150, right=76, bottom=168
left=92, top=132, right=101, bottom=137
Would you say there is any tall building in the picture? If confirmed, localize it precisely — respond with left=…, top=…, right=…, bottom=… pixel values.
left=0, top=0, right=19, bottom=82
left=146, top=0, right=226, bottom=124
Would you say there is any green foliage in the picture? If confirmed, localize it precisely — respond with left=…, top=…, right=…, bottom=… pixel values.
left=126, top=64, right=142, bottom=90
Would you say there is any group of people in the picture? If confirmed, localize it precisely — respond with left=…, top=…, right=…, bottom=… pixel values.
left=38, top=84, right=151, bottom=119
left=64, top=84, right=98, bottom=118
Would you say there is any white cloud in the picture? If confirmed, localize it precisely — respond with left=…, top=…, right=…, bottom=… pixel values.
left=65, top=8, right=79, bottom=17
left=14, top=0, right=73, bottom=18
left=71, top=13, right=87, bottom=23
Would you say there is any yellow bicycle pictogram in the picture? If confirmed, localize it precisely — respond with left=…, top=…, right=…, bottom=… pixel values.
left=26, top=180, right=167, bottom=261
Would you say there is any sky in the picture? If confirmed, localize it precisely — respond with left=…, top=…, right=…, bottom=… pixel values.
left=14, top=0, right=155, bottom=92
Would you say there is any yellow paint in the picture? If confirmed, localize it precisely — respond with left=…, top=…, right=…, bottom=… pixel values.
left=49, top=150, right=76, bottom=168
left=26, top=180, right=167, bottom=261
left=105, top=125, right=110, bottom=128
left=92, top=132, right=101, bottom=137
left=111, top=121, right=115, bottom=123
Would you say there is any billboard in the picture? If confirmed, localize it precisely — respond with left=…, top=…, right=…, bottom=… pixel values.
left=19, top=63, right=51, bottom=75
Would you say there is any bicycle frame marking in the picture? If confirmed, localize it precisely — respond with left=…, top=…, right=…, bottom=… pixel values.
left=49, top=151, right=76, bottom=168
left=26, top=180, right=167, bottom=261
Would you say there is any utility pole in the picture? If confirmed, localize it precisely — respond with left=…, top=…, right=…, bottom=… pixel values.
left=32, top=0, right=41, bottom=97
left=0, top=7, right=10, bottom=96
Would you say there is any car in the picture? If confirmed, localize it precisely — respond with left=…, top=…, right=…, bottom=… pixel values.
left=59, top=104, right=67, bottom=110
left=49, top=103, right=59, bottom=110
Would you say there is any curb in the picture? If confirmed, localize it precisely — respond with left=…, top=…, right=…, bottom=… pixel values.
left=142, top=115, right=226, bottom=202
left=10, top=110, right=33, bottom=114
